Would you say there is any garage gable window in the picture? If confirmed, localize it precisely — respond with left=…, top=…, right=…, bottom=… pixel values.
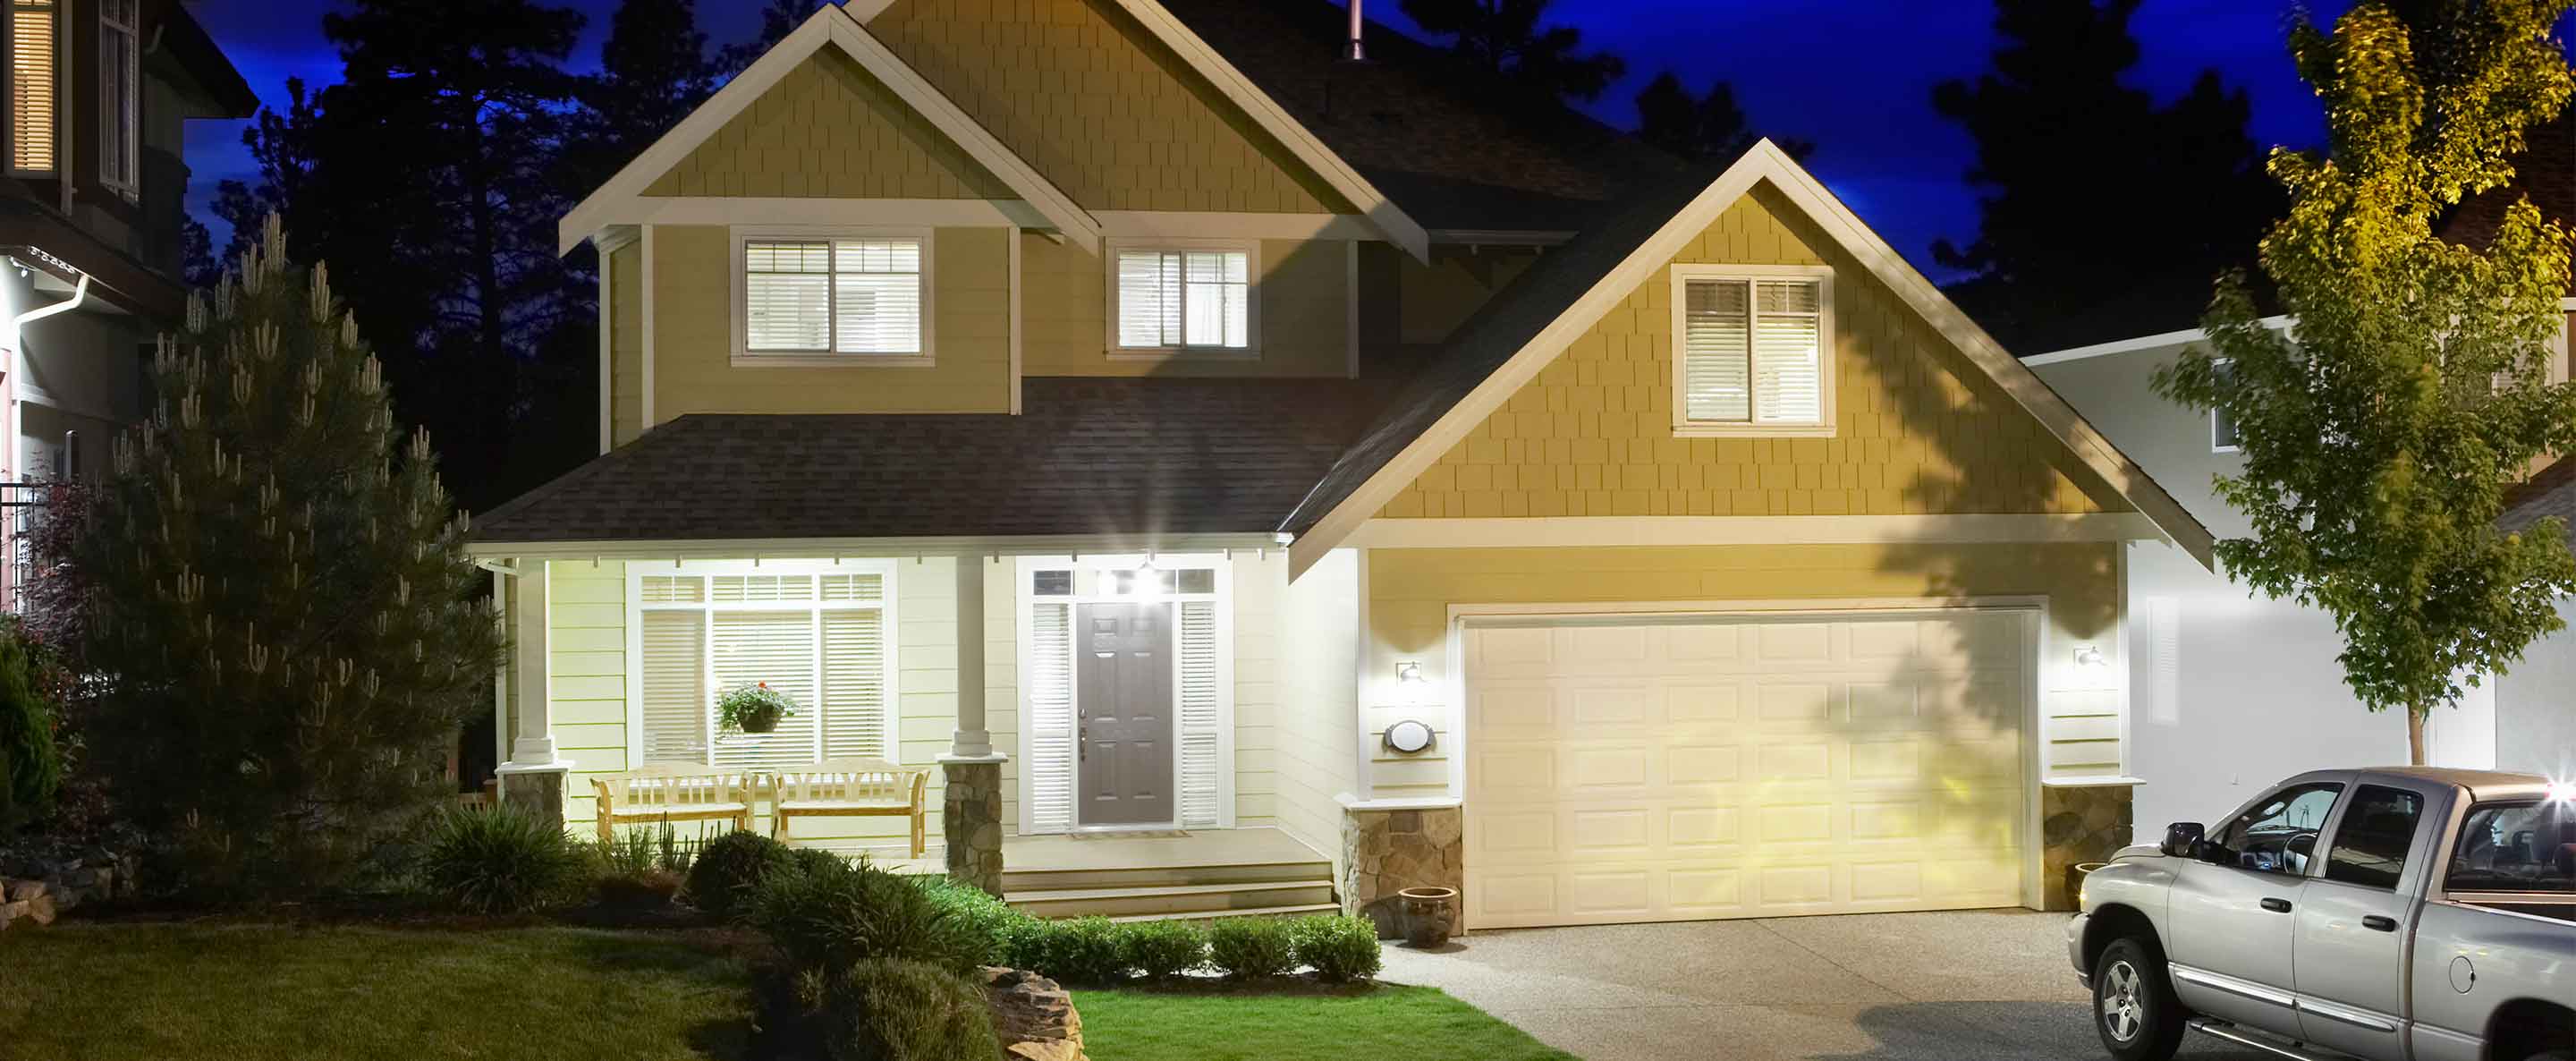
left=1671, top=265, right=1835, bottom=437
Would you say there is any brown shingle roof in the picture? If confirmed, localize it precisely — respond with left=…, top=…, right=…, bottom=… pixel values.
left=2503, top=456, right=2576, bottom=551
left=2442, top=108, right=2575, bottom=250
left=473, top=378, right=1387, bottom=545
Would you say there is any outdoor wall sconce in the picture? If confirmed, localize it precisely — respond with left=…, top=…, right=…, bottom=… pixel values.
left=1395, top=660, right=1425, bottom=705
left=2073, top=644, right=2107, bottom=668
left=1384, top=717, right=1435, bottom=755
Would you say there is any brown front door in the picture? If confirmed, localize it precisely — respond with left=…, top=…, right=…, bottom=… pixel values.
left=1076, top=602, right=1174, bottom=827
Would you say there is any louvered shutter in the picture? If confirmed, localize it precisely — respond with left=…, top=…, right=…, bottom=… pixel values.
left=638, top=610, right=708, bottom=764
left=710, top=610, right=820, bottom=771
left=1176, top=600, right=1223, bottom=828
left=1026, top=601, right=1075, bottom=833
left=745, top=242, right=832, bottom=351
left=820, top=609, right=886, bottom=760
left=1682, top=279, right=1752, bottom=422
left=10, top=0, right=54, bottom=172
left=1751, top=280, right=1823, bottom=422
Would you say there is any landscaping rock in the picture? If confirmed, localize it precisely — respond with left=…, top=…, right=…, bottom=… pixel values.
left=982, top=966, right=1086, bottom=1061
left=21, top=890, right=55, bottom=926
left=0, top=898, right=23, bottom=930
left=7, top=879, right=42, bottom=903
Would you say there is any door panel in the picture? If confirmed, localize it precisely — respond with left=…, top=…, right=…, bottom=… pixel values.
left=1076, top=602, right=1174, bottom=827
left=2165, top=780, right=2343, bottom=1037
left=2294, top=781, right=2436, bottom=1058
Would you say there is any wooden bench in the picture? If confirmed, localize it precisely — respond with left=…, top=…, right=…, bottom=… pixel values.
left=769, top=759, right=932, bottom=856
left=592, top=765, right=758, bottom=844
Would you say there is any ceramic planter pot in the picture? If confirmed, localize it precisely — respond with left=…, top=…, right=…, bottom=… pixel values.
left=1398, top=886, right=1458, bottom=947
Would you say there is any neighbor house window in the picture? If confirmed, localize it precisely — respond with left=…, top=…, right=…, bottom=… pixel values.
left=631, top=563, right=897, bottom=772
left=2211, top=360, right=2240, bottom=453
left=97, top=0, right=136, bottom=196
left=1671, top=266, right=1834, bottom=436
left=739, top=233, right=927, bottom=358
left=1113, top=242, right=1253, bottom=352
left=9, top=0, right=55, bottom=173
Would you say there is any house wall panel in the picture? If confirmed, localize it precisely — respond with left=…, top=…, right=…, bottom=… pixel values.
left=1017, top=233, right=1351, bottom=378
left=645, top=48, right=1014, bottom=200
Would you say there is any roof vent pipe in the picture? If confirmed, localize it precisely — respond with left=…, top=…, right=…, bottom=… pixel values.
left=1345, top=0, right=1365, bottom=61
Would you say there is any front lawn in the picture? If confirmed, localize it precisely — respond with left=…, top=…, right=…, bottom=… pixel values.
left=0, top=921, right=1560, bottom=1061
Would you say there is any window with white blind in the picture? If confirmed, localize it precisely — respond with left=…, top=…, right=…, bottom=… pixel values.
left=1670, top=266, right=1835, bottom=437
left=1111, top=242, right=1255, bottom=353
left=9, top=0, right=55, bottom=174
left=629, top=563, right=897, bottom=773
left=97, top=0, right=133, bottom=196
left=737, top=232, right=928, bottom=360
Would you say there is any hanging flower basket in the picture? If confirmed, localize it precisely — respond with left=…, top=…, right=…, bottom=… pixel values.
left=716, top=683, right=798, bottom=735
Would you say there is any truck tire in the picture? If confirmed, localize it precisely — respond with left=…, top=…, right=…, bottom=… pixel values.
left=2093, top=937, right=2186, bottom=1061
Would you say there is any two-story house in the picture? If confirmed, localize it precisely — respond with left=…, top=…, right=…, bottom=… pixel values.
left=0, top=0, right=254, bottom=599
left=473, top=0, right=2216, bottom=929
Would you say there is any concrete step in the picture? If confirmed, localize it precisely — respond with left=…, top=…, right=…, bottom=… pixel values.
left=1007, top=879, right=1336, bottom=919
left=1101, top=903, right=1343, bottom=924
left=1000, top=859, right=1331, bottom=893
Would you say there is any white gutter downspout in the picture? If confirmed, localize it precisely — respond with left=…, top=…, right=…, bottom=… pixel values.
left=12, top=270, right=88, bottom=333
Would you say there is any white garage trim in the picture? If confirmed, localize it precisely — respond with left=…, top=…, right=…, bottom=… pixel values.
left=1445, top=598, right=2047, bottom=928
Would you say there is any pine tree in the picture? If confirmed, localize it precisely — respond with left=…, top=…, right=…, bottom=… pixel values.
left=71, top=217, right=504, bottom=891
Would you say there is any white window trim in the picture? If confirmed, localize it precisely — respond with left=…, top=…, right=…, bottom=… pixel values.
left=1104, top=237, right=1261, bottom=361
left=1667, top=263, right=1837, bottom=438
left=1013, top=553, right=1235, bottom=836
left=729, top=225, right=936, bottom=368
left=621, top=557, right=902, bottom=769
left=7, top=0, right=58, bottom=177
left=96, top=0, right=134, bottom=199
left=2209, top=358, right=2240, bottom=454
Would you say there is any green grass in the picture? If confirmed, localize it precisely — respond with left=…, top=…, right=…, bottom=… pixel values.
left=1074, top=984, right=1575, bottom=1061
left=0, top=922, right=755, bottom=1060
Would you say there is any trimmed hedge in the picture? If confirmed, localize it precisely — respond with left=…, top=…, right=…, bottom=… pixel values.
left=684, top=831, right=794, bottom=918
left=1119, top=919, right=1208, bottom=980
left=1207, top=916, right=1299, bottom=980
left=1292, top=913, right=1383, bottom=982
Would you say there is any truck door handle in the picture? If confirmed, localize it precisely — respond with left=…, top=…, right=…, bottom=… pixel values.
left=2361, top=915, right=2396, bottom=932
left=2260, top=897, right=2293, bottom=913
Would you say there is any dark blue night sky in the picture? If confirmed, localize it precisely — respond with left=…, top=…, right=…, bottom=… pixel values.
left=182, top=1, right=2350, bottom=281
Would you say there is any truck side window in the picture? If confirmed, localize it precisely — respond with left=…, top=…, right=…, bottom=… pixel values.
left=2209, top=782, right=2343, bottom=875
left=2446, top=802, right=2576, bottom=895
left=2322, top=785, right=2423, bottom=888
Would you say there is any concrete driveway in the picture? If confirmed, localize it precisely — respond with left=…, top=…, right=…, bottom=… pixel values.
left=1381, top=910, right=2273, bottom=1061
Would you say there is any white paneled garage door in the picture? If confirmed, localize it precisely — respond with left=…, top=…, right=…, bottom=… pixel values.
left=1463, top=610, right=2031, bottom=929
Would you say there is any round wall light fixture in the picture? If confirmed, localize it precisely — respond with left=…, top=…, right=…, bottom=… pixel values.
left=1383, top=718, right=1435, bottom=755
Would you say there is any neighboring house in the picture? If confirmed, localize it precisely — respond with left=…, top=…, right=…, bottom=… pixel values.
left=0, top=0, right=254, bottom=601
left=475, top=0, right=2216, bottom=929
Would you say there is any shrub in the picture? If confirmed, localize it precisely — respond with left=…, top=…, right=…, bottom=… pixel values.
left=411, top=803, right=587, bottom=913
left=750, top=858, right=981, bottom=976
left=1119, top=919, right=1208, bottom=980
left=592, top=820, right=703, bottom=907
left=1291, top=914, right=1382, bottom=982
left=686, top=830, right=794, bottom=917
left=788, top=845, right=847, bottom=880
left=1013, top=915, right=1127, bottom=984
left=1207, top=917, right=1298, bottom=980
left=818, top=958, right=1002, bottom=1061
left=0, top=620, right=63, bottom=833
left=916, top=875, right=1024, bottom=967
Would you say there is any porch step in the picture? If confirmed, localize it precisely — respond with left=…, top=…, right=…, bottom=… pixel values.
left=1102, top=903, right=1343, bottom=924
left=1001, top=859, right=1328, bottom=893
left=1007, top=879, right=1336, bottom=920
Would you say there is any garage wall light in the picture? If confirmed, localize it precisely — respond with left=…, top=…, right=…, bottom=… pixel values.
left=2072, top=645, right=2106, bottom=668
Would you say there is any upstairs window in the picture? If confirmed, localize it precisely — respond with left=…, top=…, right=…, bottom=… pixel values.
left=2210, top=359, right=2241, bottom=453
left=9, top=0, right=55, bottom=174
left=1113, top=242, right=1253, bottom=353
left=739, top=233, right=927, bottom=360
left=97, top=0, right=136, bottom=196
left=1672, top=266, right=1835, bottom=436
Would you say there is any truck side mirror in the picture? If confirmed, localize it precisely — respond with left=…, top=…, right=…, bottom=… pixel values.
left=2161, top=822, right=2206, bottom=860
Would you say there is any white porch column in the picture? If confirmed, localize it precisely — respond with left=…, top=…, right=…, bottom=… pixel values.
left=941, top=555, right=1007, bottom=894
left=496, top=559, right=572, bottom=826
left=948, top=555, right=992, bottom=758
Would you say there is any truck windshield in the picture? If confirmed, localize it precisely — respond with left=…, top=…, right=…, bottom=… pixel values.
left=2446, top=802, right=2575, bottom=895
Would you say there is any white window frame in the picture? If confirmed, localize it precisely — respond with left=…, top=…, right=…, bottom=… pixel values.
left=1013, top=553, right=1235, bottom=835
left=7, top=0, right=57, bottom=176
left=729, top=225, right=936, bottom=367
left=622, top=558, right=902, bottom=769
left=2209, top=358, right=2240, bottom=454
left=96, top=0, right=134, bottom=199
left=1667, top=263, right=1837, bottom=438
left=1105, top=238, right=1260, bottom=360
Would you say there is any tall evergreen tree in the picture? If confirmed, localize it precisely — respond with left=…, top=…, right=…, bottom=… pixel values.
left=716, top=0, right=827, bottom=80
left=1932, top=0, right=2279, bottom=352
left=1633, top=72, right=1813, bottom=164
left=572, top=0, right=716, bottom=184
left=1398, top=0, right=1625, bottom=106
left=72, top=218, right=504, bottom=891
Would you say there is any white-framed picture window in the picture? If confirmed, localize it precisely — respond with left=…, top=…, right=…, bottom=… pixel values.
left=8, top=0, right=56, bottom=174
left=97, top=0, right=134, bottom=197
left=733, top=228, right=930, bottom=363
left=626, top=560, right=899, bottom=773
left=2210, top=359, right=2240, bottom=453
left=1670, top=264, right=1835, bottom=437
left=1109, top=240, right=1256, bottom=355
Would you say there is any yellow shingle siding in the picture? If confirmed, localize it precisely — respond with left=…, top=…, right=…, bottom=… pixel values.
left=1377, top=185, right=2124, bottom=520
left=645, top=48, right=1016, bottom=199
left=1018, top=233, right=1351, bottom=377
left=869, top=0, right=1351, bottom=214
left=649, top=225, right=1014, bottom=416
left=608, top=241, right=643, bottom=447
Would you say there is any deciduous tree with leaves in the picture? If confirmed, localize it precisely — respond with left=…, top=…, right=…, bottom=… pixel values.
left=2155, top=0, right=2576, bottom=764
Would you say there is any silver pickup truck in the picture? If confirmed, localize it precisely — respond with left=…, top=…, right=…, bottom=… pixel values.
left=2067, top=767, right=2573, bottom=1061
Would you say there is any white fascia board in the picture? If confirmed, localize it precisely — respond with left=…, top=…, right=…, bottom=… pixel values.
left=465, top=532, right=1287, bottom=562
left=592, top=197, right=1055, bottom=231
left=1288, top=140, right=2219, bottom=576
left=555, top=5, right=1102, bottom=255
left=2021, top=316, right=2293, bottom=367
left=1343, top=514, right=2167, bottom=550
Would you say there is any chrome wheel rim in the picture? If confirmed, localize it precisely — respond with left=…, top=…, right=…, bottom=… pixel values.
left=2099, top=960, right=2145, bottom=1043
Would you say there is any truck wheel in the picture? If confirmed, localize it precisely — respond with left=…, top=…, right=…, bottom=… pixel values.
left=2093, top=937, right=2186, bottom=1061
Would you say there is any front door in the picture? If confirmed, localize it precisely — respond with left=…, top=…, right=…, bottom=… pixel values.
left=1076, top=602, right=1174, bottom=827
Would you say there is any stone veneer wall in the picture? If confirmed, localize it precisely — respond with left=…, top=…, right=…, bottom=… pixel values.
left=1340, top=806, right=1462, bottom=938
left=945, top=760, right=1004, bottom=895
left=2042, top=784, right=2135, bottom=912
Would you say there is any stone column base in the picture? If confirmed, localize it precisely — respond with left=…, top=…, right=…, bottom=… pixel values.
left=2041, top=784, right=2135, bottom=912
left=496, top=762, right=572, bottom=832
left=1340, top=803, right=1463, bottom=939
left=942, top=757, right=1006, bottom=896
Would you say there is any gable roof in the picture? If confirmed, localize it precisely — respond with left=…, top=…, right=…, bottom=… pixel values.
left=1279, top=140, right=2218, bottom=575
left=2443, top=107, right=2575, bottom=250
left=2503, top=457, right=2576, bottom=552
left=855, top=0, right=1430, bottom=259
left=556, top=4, right=1102, bottom=255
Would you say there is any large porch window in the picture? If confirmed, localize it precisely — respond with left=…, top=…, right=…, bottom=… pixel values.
left=629, top=560, right=897, bottom=772
left=1018, top=555, right=1232, bottom=834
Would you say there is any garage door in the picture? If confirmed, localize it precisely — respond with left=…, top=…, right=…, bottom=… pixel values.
left=1463, top=610, right=2030, bottom=929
